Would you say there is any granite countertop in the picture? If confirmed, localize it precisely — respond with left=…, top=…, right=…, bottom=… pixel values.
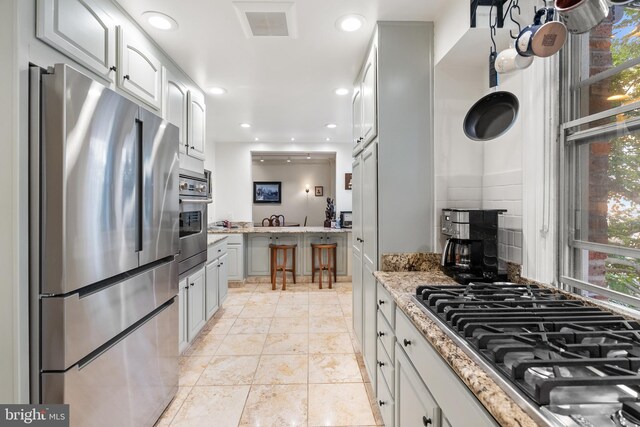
left=374, top=271, right=539, bottom=427
left=207, top=234, right=227, bottom=246
left=208, top=226, right=352, bottom=234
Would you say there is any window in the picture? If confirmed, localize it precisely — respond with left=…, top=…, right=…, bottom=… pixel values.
left=561, top=5, right=640, bottom=309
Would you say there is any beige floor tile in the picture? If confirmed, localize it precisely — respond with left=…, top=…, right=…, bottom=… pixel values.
left=248, top=293, right=281, bottom=304
left=196, top=355, right=260, bottom=386
left=270, top=316, right=308, bottom=333
left=239, top=384, right=307, bottom=427
left=340, top=304, right=353, bottom=317
left=337, top=294, right=352, bottom=306
left=274, top=303, right=310, bottom=318
left=238, top=303, right=277, bottom=318
left=206, top=318, right=236, bottom=335
left=253, top=354, right=308, bottom=384
left=170, top=385, right=250, bottom=427
left=308, top=383, right=375, bottom=426
left=309, top=333, right=355, bottom=354
left=155, top=386, right=192, bottom=426
left=309, top=304, right=343, bottom=317
left=309, top=353, right=363, bottom=384
left=179, top=356, right=212, bottom=386
left=278, top=293, right=309, bottom=305
left=223, top=293, right=252, bottom=306
left=308, top=293, right=341, bottom=305
left=216, top=333, right=266, bottom=355
left=229, top=317, right=272, bottom=334
left=309, top=316, right=348, bottom=333
left=263, top=333, right=309, bottom=355
left=215, top=305, right=244, bottom=319
left=189, top=333, right=225, bottom=356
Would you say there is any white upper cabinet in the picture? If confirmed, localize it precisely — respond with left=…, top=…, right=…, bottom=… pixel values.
left=361, top=46, right=377, bottom=146
left=37, top=0, right=116, bottom=82
left=187, top=90, right=206, bottom=160
left=352, top=87, right=363, bottom=154
left=117, top=26, right=162, bottom=110
left=163, top=67, right=188, bottom=154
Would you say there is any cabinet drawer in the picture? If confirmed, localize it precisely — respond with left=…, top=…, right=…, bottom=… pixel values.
left=376, top=369, right=395, bottom=427
left=222, top=234, right=243, bottom=245
left=376, top=309, right=395, bottom=362
left=207, top=240, right=227, bottom=262
left=376, top=281, right=395, bottom=327
left=395, top=308, right=498, bottom=427
left=377, top=339, right=394, bottom=395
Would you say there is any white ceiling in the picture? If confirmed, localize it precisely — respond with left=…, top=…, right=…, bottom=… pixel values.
left=117, top=0, right=448, bottom=144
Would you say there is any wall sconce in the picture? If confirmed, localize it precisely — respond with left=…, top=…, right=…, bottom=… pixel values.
left=305, top=184, right=310, bottom=194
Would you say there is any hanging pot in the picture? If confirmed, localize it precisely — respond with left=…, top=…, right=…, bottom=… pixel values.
left=495, top=44, right=534, bottom=74
left=607, top=0, right=634, bottom=4
left=555, top=0, right=610, bottom=34
left=516, top=8, right=568, bottom=57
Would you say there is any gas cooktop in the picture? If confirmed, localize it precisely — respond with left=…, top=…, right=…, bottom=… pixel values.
left=413, top=282, right=640, bottom=427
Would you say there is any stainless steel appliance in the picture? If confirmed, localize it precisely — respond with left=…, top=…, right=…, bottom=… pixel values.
left=178, top=171, right=211, bottom=275
left=440, top=208, right=507, bottom=284
left=29, top=64, right=180, bottom=427
left=413, top=282, right=640, bottom=427
left=340, top=211, right=352, bottom=229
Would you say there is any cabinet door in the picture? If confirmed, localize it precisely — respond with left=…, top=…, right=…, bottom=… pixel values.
left=351, top=155, right=363, bottom=243
left=325, top=233, right=348, bottom=276
left=205, top=261, right=219, bottom=320
left=227, top=244, right=244, bottom=281
left=363, top=265, right=377, bottom=389
left=187, top=90, right=206, bottom=160
left=395, top=345, right=441, bottom=427
left=117, top=26, right=162, bottom=110
left=248, top=234, right=272, bottom=276
left=362, top=143, right=378, bottom=270
left=187, top=266, right=206, bottom=342
left=37, top=0, right=116, bottom=82
left=361, top=46, right=377, bottom=146
left=352, top=241, right=363, bottom=349
left=163, top=67, right=188, bottom=154
left=178, top=278, right=189, bottom=354
left=352, top=86, right=363, bottom=154
left=219, top=253, right=229, bottom=303
left=302, top=233, right=325, bottom=276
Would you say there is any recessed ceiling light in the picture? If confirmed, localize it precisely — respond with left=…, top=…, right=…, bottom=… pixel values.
left=335, top=88, right=349, bottom=96
left=260, top=157, right=264, bottom=162
left=291, top=138, right=295, bottom=141
left=306, top=153, right=311, bottom=159
left=336, top=14, right=365, bottom=32
left=326, top=123, right=337, bottom=129
left=325, top=137, right=331, bottom=141
left=240, top=123, right=251, bottom=128
left=208, top=87, right=227, bottom=95
left=143, top=11, right=178, bottom=31
left=287, top=158, right=291, bottom=163
left=254, top=137, right=259, bottom=141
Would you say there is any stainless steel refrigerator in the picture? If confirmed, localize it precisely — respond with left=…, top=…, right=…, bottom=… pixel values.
left=29, top=64, right=180, bottom=426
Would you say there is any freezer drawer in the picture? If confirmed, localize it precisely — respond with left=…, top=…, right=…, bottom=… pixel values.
left=42, top=299, right=178, bottom=427
left=41, top=259, right=178, bottom=370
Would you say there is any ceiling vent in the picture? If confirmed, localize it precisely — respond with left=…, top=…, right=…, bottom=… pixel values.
left=233, top=2, right=298, bottom=38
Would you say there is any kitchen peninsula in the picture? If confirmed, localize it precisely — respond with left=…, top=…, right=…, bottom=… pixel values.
left=208, top=227, right=352, bottom=281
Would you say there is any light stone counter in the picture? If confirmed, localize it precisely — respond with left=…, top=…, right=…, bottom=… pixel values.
left=208, top=226, right=352, bottom=234
left=374, top=271, right=539, bottom=427
left=207, top=234, right=227, bottom=246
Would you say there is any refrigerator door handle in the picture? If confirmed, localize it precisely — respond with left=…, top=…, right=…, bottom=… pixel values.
left=135, top=117, right=143, bottom=253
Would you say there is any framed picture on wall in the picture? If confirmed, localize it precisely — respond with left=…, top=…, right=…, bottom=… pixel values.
left=253, top=181, right=282, bottom=203
left=345, top=173, right=352, bottom=190
left=315, top=186, right=323, bottom=197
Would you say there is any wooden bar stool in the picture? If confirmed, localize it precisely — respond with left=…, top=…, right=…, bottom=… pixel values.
left=269, top=244, right=297, bottom=290
left=311, top=243, right=337, bottom=289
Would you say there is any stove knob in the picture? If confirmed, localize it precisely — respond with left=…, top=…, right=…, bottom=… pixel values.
left=179, top=182, right=188, bottom=190
left=422, top=416, right=432, bottom=426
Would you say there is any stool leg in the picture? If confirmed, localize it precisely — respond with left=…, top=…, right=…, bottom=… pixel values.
left=292, top=247, right=297, bottom=284
left=333, top=246, right=337, bottom=283
left=282, top=249, right=287, bottom=291
left=271, top=248, right=276, bottom=291
left=311, top=247, right=316, bottom=283
left=317, top=248, right=322, bottom=290
left=328, top=249, right=333, bottom=289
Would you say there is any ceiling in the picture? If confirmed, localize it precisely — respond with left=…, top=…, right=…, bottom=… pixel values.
left=117, top=0, right=448, bottom=144
left=251, top=151, right=335, bottom=163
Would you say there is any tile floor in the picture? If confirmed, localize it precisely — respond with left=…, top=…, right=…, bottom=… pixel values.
left=156, top=281, right=384, bottom=427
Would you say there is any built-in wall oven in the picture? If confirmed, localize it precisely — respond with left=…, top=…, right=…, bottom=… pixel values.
left=178, top=170, right=211, bottom=275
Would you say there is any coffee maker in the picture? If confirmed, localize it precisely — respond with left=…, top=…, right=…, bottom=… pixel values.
left=440, top=208, right=507, bottom=284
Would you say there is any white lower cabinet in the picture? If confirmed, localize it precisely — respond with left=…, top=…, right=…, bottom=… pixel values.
left=362, top=266, right=377, bottom=387
left=205, top=261, right=219, bottom=320
left=224, top=235, right=245, bottom=281
left=178, top=278, right=189, bottom=354
left=218, top=253, right=229, bottom=303
left=186, top=265, right=206, bottom=342
left=247, top=234, right=272, bottom=276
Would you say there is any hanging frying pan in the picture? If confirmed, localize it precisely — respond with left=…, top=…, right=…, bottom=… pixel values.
left=463, top=91, right=519, bottom=141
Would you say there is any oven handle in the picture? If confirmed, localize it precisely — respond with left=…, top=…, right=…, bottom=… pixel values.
left=179, top=198, right=212, bottom=204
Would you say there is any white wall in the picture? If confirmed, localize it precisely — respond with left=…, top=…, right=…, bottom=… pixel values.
left=252, top=161, right=334, bottom=226
left=212, top=141, right=352, bottom=223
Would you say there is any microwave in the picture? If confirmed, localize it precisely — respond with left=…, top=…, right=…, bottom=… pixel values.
left=340, top=211, right=352, bottom=228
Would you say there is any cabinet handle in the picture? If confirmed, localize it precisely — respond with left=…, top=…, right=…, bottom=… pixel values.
left=377, top=360, right=385, bottom=367
left=403, top=339, right=412, bottom=347
left=219, top=262, right=224, bottom=266
left=378, top=299, right=385, bottom=305
left=190, top=283, right=194, bottom=287
left=378, top=400, right=385, bottom=406
left=190, top=146, right=195, bottom=149
left=423, top=416, right=432, bottom=426
left=123, top=74, right=130, bottom=80
left=218, top=249, right=222, bottom=252
left=109, top=66, right=117, bottom=72
left=377, top=331, right=385, bottom=337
